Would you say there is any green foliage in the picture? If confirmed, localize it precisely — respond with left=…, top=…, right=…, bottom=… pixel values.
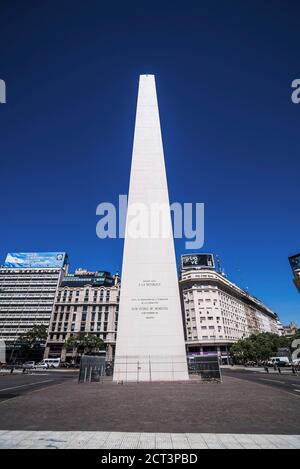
left=19, top=324, right=48, bottom=349
left=17, top=324, right=48, bottom=361
left=230, top=332, right=293, bottom=362
left=293, top=329, right=300, bottom=340
left=64, top=333, right=104, bottom=356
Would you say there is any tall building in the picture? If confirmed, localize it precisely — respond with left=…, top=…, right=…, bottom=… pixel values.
left=179, top=254, right=280, bottom=363
left=45, top=269, right=120, bottom=362
left=114, top=75, right=188, bottom=381
left=0, top=252, right=68, bottom=361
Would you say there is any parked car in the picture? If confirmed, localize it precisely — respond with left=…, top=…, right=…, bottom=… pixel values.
left=22, top=361, right=36, bottom=369
left=36, top=358, right=61, bottom=369
left=268, top=357, right=291, bottom=367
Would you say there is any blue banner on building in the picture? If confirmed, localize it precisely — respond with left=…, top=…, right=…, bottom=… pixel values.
left=4, top=252, right=67, bottom=268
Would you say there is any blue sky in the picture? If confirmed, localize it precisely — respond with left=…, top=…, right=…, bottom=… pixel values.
left=0, top=1, right=299, bottom=323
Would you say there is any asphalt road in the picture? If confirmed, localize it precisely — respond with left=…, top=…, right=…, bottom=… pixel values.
left=222, top=368, right=300, bottom=397
left=0, top=370, right=78, bottom=403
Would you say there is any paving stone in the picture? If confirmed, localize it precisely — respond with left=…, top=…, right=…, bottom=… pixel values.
left=0, top=431, right=299, bottom=449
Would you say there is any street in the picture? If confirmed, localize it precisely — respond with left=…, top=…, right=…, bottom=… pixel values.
left=222, top=367, right=300, bottom=398
left=0, top=370, right=78, bottom=403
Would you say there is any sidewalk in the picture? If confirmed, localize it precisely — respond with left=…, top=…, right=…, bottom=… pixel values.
left=0, top=430, right=299, bottom=449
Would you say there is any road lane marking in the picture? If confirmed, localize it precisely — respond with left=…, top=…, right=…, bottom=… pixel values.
left=0, top=379, right=54, bottom=392
left=260, top=379, right=285, bottom=384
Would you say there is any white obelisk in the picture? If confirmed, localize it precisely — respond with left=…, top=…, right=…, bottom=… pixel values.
left=113, top=75, right=188, bottom=381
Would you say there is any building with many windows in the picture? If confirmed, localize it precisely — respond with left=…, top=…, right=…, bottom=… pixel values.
left=0, top=252, right=68, bottom=361
left=44, top=269, right=120, bottom=362
left=179, top=254, right=280, bottom=363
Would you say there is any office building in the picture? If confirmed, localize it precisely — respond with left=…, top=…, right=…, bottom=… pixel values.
left=180, top=254, right=280, bottom=363
left=45, top=269, right=120, bottom=362
left=0, top=252, right=68, bottom=360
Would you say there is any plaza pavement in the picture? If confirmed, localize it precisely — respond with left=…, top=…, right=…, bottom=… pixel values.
left=0, top=430, right=299, bottom=449
left=0, top=374, right=300, bottom=449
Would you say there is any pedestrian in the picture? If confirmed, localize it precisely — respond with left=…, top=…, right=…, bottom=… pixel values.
left=278, top=366, right=281, bottom=374
left=264, top=366, right=269, bottom=374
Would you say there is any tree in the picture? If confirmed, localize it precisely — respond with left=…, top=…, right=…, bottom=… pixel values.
left=230, top=332, right=292, bottom=364
left=18, top=325, right=48, bottom=361
left=63, top=333, right=104, bottom=362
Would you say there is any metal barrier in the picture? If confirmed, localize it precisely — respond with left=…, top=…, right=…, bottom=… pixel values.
left=78, top=355, right=106, bottom=383
left=113, top=355, right=189, bottom=382
left=188, top=355, right=222, bottom=382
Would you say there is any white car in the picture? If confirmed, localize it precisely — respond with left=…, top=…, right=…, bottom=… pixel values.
left=36, top=362, right=49, bottom=369
left=37, top=358, right=61, bottom=369
left=22, top=361, right=36, bottom=369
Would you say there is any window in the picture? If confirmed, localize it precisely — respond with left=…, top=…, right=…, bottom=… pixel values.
left=82, top=313, right=87, bottom=322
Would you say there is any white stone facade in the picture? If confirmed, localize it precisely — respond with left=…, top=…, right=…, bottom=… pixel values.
left=45, top=275, right=120, bottom=362
left=180, top=269, right=280, bottom=359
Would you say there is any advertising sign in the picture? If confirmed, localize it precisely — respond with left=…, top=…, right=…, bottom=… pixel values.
left=181, top=253, right=215, bottom=270
left=4, top=252, right=67, bottom=268
left=289, top=253, right=300, bottom=272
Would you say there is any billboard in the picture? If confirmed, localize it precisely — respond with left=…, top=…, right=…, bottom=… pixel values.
left=4, top=252, right=67, bottom=268
left=181, top=253, right=215, bottom=270
left=289, top=253, right=300, bottom=272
